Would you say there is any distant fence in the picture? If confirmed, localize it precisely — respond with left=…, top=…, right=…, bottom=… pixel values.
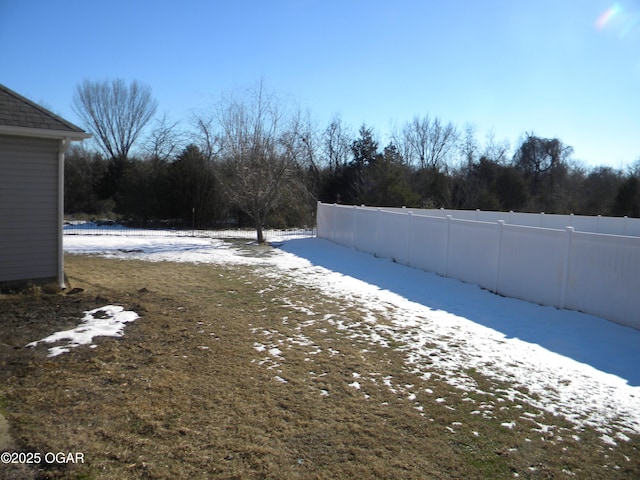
left=64, top=221, right=316, bottom=241
left=359, top=206, right=640, bottom=237
left=317, top=203, right=640, bottom=330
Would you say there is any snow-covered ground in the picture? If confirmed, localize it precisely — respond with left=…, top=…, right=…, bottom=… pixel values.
left=64, top=233, right=640, bottom=444
left=64, top=221, right=313, bottom=241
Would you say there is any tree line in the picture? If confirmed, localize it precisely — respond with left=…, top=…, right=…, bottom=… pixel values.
left=65, top=79, right=640, bottom=242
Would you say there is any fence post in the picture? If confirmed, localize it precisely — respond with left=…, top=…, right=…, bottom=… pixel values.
left=445, top=215, right=452, bottom=277
left=317, top=201, right=325, bottom=238
left=351, top=205, right=358, bottom=248
left=559, top=226, right=574, bottom=309
left=624, top=216, right=628, bottom=236
left=406, top=211, right=413, bottom=267
left=316, top=201, right=321, bottom=237
left=375, top=208, right=383, bottom=257
left=332, top=203, right=337, bottom=243
left=495, top=220, right=505, bottom=294
left=540, top=212, right=545, bottom=227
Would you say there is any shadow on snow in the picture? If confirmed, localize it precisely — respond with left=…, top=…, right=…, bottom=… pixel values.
left=279, top=238, right=640, bottom=387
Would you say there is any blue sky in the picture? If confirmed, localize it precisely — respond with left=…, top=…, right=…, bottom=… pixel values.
left=1, top=0, right=639, bottom=168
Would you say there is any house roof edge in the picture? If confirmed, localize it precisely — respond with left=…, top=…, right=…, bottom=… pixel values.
left=0, top=83, right=89, bottom=136
left=0, top=124, right=91, bottom=141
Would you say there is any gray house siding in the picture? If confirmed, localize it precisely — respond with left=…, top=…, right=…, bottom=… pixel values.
left=0, top=83, right=89, bottom=289
left=0, top=135, right=59, bottom=283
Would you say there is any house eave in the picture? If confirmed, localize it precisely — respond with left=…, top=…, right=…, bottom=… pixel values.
left=0, top=125, right=91, bottom=141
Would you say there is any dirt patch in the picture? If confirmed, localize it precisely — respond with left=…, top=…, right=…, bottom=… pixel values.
left=0, top=254, right=638, bottom=479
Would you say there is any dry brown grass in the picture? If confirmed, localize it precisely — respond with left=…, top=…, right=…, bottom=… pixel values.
left=0, top=253, right=638, bottom=479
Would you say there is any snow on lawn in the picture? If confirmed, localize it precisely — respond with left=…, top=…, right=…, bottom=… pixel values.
left=64, top=233, right=300, bottom=264
left=64, top=235, right=233, bottom=261
left=64, top=222, right=313, bottom=241
left=27, top=305, right=139, bottom=357
left=64, top=234, right=640, bottom=441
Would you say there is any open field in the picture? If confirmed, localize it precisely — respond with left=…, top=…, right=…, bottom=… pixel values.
left=1, top=247, right=639, bottom=479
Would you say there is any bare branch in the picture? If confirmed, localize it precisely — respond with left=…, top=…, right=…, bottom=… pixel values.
left=72, top=78, right=158, bottom=160
left=193, top=82, right=303, bottom=242
left=400, top=115, right=459, bottom=171
left=142, top=113, right=186, bottom=162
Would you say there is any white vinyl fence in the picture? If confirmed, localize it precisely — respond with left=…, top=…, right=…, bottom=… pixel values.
left=365, top=206, right=640, bottom=237
left=317, top=203, right=640, bottom=330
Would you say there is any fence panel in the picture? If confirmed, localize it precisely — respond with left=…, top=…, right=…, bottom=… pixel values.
left=407, top=214, right=448, bottom=275
left=447, top=219, right=500, bottom=290
left=332, top=205, right=355, bottom=247
left=414, top=208, right=446, bottom=218
left=445, top=209, right=478, bottom=221
left=566, top=232, right=640, bottom=329
left=316, top=202, right=333, bottom=239
left=540, top=214, right=571, bottom=230
left=597, top=216, right=627, bottom=235
left=625, top=218, right=640, bottom=237
left=567, top=215, right=598, bottom=233
left=506, top=212, right=539, bottom=227
left=376, top=211, right=410, bottom=264
left=473, top=211, right=506, bottom=223
left=497, top=225, right=566, bottom=307
left=352, top=208, right=379, bottom=255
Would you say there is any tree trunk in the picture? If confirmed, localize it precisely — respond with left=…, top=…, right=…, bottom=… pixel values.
left=255, top=216, right=265, bottom=244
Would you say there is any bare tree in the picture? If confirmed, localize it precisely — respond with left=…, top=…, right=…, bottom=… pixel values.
left=142, top=113, right=185, bottom=163
left=483, top=129, right=511, bottom=164
left=400, top=115, right=458, bottom=171
left=458, top=122, right=479, bottom=172
left=291, top=109, right=322, bottom=203
left=322, top=114, right=353, bottom=174
left=72, top=78, right=158, bottom=160
left=195, top=82, right=303, bottom=243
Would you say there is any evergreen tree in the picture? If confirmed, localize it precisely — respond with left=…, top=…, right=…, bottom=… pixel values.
left=168, top=145, right=221, bottom=225
left=346, top=125, right=380, bottom=204
left=613, top=175, right=640, bottom=217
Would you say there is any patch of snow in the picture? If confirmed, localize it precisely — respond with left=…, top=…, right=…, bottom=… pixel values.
left=26, top=305, right=139, bottom=357
left=268, top=347, right=282, bottom=357
left=616, top=432, right=631, bottom=442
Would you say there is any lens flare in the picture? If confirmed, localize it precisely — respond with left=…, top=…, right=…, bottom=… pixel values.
left=595, top=2, right=640, bottom=38
left=595, top=3, right=622, bottom=30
